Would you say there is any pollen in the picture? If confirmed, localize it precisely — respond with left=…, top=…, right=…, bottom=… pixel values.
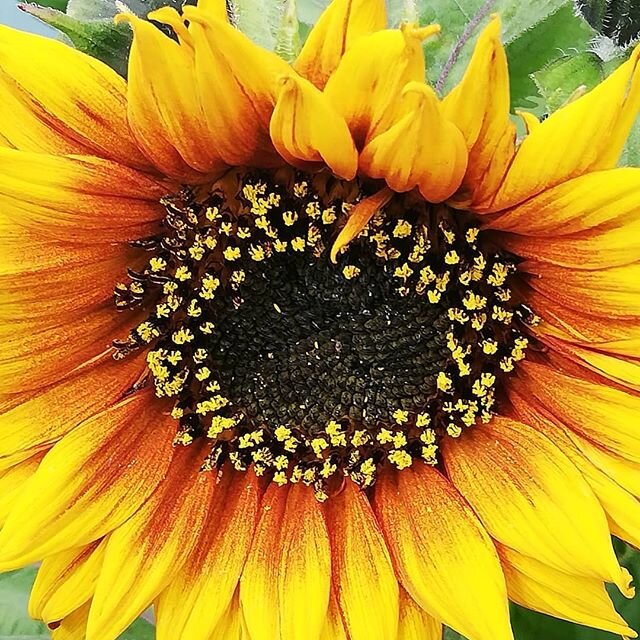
left=113, top=169, right=537, bottom=499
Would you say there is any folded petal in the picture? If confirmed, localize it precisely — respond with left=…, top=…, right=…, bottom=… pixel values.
left=397, top=589, right=442, bottom=640
left=115, top=12, right=225, bottom=182
left=443, top=416, right=630, bottom=593
left=0, top=392, right=175, bottom=568
left=241, top=484, right=331, bottom=640
left=155, top=470, right=261, bottom=640
left=374, top=464, right=513, bottom=640
left=324, top=25, right=439, bottom=148
left=294, top=0, right=387, bottom=89
left=360, top=81, right=467, bottom=202
left=487, top=46, right=640, bottom=211
left=0, top=148, right=166, bottom=243
left=87, top=442, right=214, bottom=640
left=498, top=545, right=636, bottom=638
left=30, top=540, right=106, bottom=623
left=485, top=168, right=640, bottom=235
left=270, top=74, right=357, bottom=179
left=325, top=482, right=399, bottom=640
left=0, top=26, right=149, bottom=170
left=442, top=16, right=515, bottom=209
left=320, top=590, right=348, bottom=640
left=182, top=6, right=289, bottom=167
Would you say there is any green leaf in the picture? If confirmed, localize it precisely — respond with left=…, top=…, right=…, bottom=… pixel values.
left=19, top=4, right=131, bottom=77
left=0, top=567, right=155, bottom=639
left=505, top=4, right=596, bottom=109
left=29, top=0, right=68, bottom=10
left=532, top=51, right=604, bottom=112
left=577, top=0, right=640, bottom=47
left=420, top=0, right=578, bottom=91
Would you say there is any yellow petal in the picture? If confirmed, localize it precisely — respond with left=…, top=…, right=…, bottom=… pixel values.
left=155, top=471, right=261, bottom=640
left=516, top=110, right=540, bottom=133
left=0, top=148, right=166, bottom=243
left=0, top=450, right=44, bottom=525
left=51, top=603, right=91, bottom=640
left=0, top=393, right=175, bottom=569
left=442, top=16, right=515, bottom=209
left=294, top=0, right=387, bottom=89
left=0, top=352, right=145, bottom=463
left=498, top=545, right=636, bottom=638
left=324, top=25, right=440, bottom=148
left=116, top=12, right=225, bottom=181
left=30, top=540, right=106, bottom=623
left=397, top=589, right=442, bottom=640
left=182, top=6, right=289, bottom=167
left=196, top=0, right=228, bottom=21
left=207, top=589, right=243, bottom=640
left=241, top=484, right=331, bottom=640
left=320, top=590, right=348, bottom=640
left=524, top=261, right=640, bottom=318
left=87, top=443, right=214, bottom=640
left=515, top=360, right=640, bottom=466
left=488, top=45, right=640, bottom=212
left=374, top=464, right=513, bottom=640
left=325, top=482, right=399, bottom=640
left=0, top=26, right=149, bottom=169
left=486, top=168, right=640, bottom=235
left=240, top=484, right=287, bottom=640
left=269, top=74, right=357, bottom=179
left=443, top=416, right=631, bottom=593
left=510, top=389, right=640, bottom=551
left=360, top=81, right=467, bottom=202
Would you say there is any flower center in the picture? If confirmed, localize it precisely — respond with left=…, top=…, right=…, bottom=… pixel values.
left=113, top=169, right=537, bottom=499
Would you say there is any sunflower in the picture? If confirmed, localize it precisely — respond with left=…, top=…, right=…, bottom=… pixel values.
left=1, top=0, right=640, bottom=638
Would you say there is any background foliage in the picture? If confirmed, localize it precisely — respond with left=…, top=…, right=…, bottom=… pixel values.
left=1, top=0, right=640, bottom=638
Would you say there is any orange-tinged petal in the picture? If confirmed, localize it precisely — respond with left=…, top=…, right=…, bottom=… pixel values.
left=0, top=26, right=150, bottom=169
left=294, top=0, right=387, bottom=89
left=497, top=218, right=640, bottom=269
left=116, top=13, right=225, bottom=182
left=87, top=443, right=214, bottom=640
left=0, top=450, right=44, bottom=525
left=0, top=148, right=166, bottom=243
left=270, top=74, right=357, bottom=179
left=498, top=545, right=636, bottom=638
left=182, top=6, right=289, bottom=167
left=30, top=540, right=106, bottom=623
left=514, top=360, right=640, bottom=466
left=0, top=305, right=138, bottom=394
left=324, top=25, right=439, bottom=148
left=360, top=81, right=467, bottom=202
left=326, top=482, right=399, bottom=640
left=523, top=261, right=640, bottom=318
left=442, top=16, right=515, bottom=209
left=155, top=470, right=261, bottom=640
left=397, top=589, right=442, bottom=640
left=487, top=45, right=640, bottom=212
left=241, top=484, right=331, bottom=640
left=51, top=602, right=91, bottom=640
left=485, top=168, right=640, bottom=235
left=330, top=187, right=393, bottom=262
left=0, top=351, right=145, bottom=462
left=320, top=590, right=348, bottom=640
left=0, top=393, right=174, bottom=568
left=240, top=483, right=287, bottom=640
left=279, top=484, right=331, bottom=640
left=443, top=416, right=630, bottom=593
left=374, top=464, right=513, bottom=640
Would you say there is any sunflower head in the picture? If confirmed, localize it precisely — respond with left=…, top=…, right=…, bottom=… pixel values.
left=1, top=1, right=640, bottom=640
